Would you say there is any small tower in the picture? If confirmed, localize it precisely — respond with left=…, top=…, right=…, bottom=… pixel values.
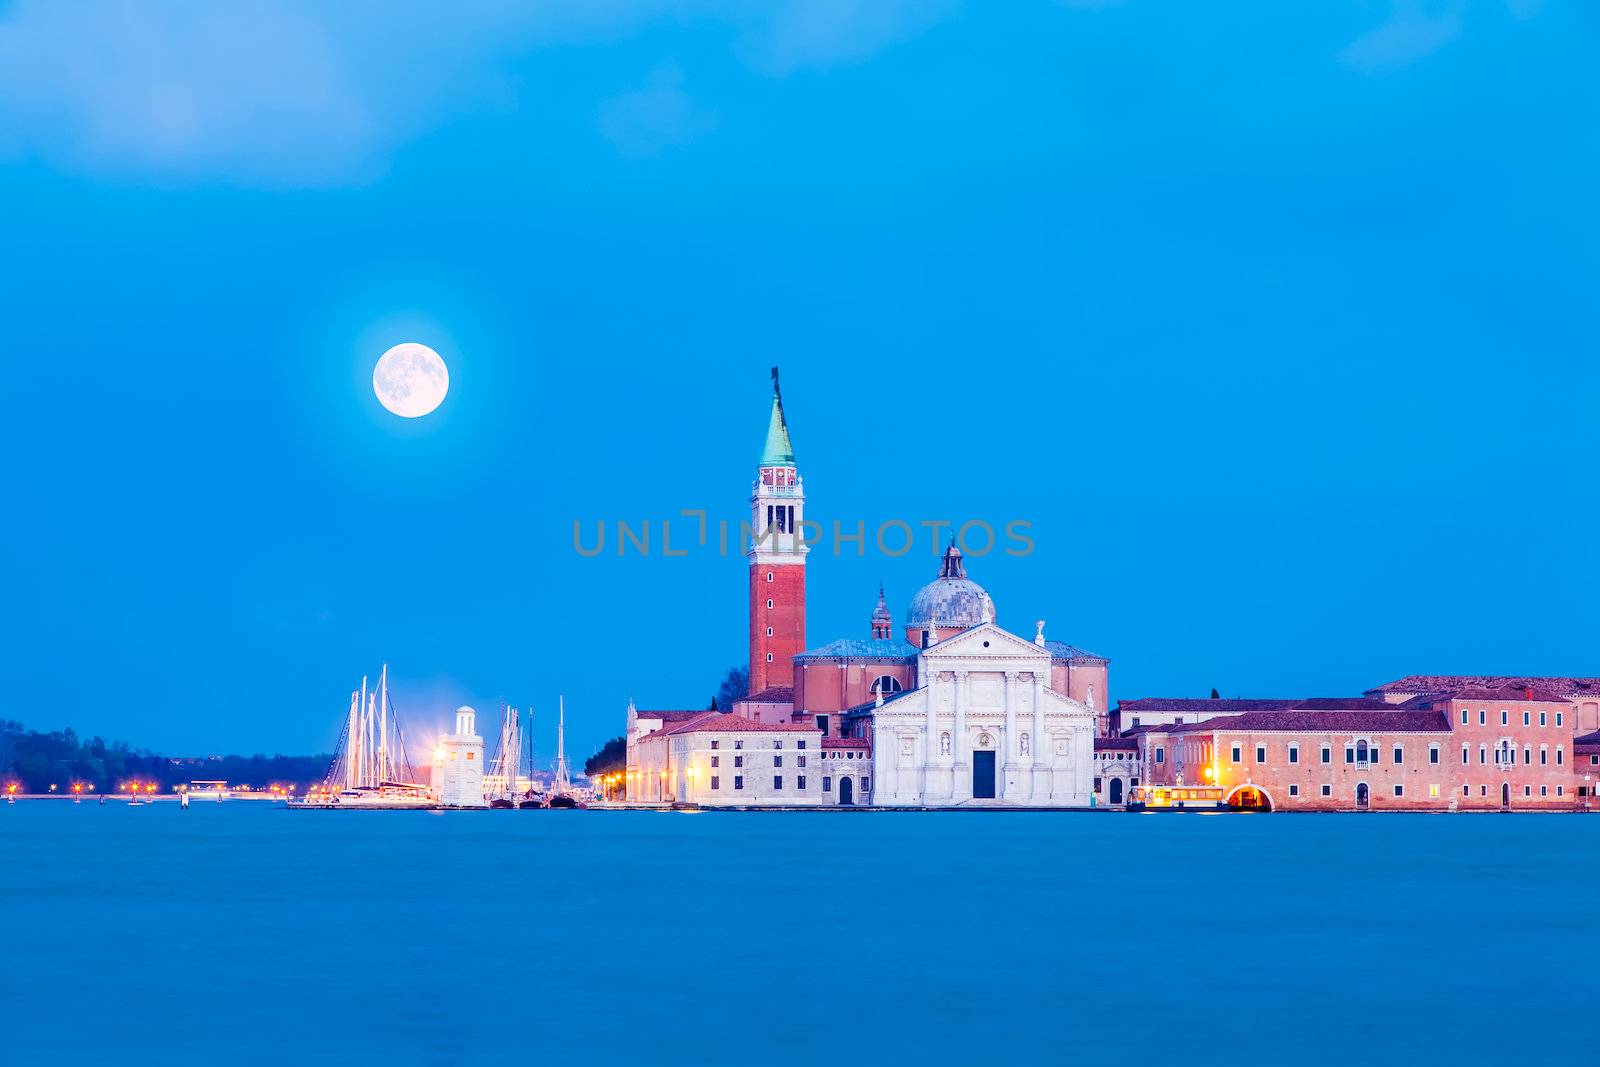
left=748, top=367, right=807, bottom=695
left=437, top=706, right=486, bottom=808
left=870, top=583, right=892, bottom=640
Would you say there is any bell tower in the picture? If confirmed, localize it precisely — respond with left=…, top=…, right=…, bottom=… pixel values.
left=748, top=367, right=807, bottom=695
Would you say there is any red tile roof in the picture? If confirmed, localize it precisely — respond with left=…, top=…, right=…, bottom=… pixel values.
left=1574, top=731, right=1600, bottom=749
left=1118, top=697, right=1394, bottom=714
left=742, top=687, right=795, bottom=703
left=633, top=709, right=711, bottom=721
left=1158, top=710, right=1450, bottom=734
left=1367, top=675, right=1600, bottom=698
left=663, top=713, right=818, bottom=736
left=1413, top=687, right=1571, bottom=704
left=1117, top=698, right=1296, bottom=714
left=821, top=736, right=871, bottom=749
left=1094, top=737, right=1140, bottom=751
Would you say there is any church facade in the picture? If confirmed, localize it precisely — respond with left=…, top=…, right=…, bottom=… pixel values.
left=624, top=370, right=1107, bottom=808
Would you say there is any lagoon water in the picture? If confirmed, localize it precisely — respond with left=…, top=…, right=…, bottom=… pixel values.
left=2, top=803, right=1593, bottom=1065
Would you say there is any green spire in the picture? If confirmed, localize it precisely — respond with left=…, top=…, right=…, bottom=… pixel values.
left=760, top=366, right=796, bottom=467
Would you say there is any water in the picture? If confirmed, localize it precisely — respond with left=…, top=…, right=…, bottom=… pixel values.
left=2, top=803, right=1593, bottom=1065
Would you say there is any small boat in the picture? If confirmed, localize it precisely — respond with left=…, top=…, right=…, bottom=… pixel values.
left=543, top=696, right=583, bottom=809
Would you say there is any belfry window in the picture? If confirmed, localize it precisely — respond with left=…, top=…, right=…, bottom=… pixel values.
left=870, top=675, right=903, bottom=696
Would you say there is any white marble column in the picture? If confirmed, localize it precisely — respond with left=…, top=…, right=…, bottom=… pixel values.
left=921, top=676, right=939, bottom=800
left=952, top=670, right=969, bottom=800
left=1002, top=670, right=1018, bottom=799
left=1031, top=671, right=1050, bottom=801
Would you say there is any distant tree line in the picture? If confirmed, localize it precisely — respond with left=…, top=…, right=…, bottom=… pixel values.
left=0, top=719, right=331, bottom=793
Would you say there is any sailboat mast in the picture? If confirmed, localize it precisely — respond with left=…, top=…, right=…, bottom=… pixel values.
left=378, top=664, right=389, bottom=783
left=345, top=690, right=359, bottom=789
left=358, top=674, right=369, bottom=788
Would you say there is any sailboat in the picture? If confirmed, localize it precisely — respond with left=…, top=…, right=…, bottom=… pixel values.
left=546, top=695, right=580, bottom=809
left=291, top=665, right=436, bottom=809
left=488, top=704, right=521, bottom=809
left=517, top=706, right=547, bottom=808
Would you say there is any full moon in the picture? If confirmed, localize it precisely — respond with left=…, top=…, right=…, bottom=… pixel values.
left=373, top=342, right=449, bottom=418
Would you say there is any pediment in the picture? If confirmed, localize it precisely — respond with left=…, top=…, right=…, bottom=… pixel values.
left=923, top=622, right=1052, bottom=664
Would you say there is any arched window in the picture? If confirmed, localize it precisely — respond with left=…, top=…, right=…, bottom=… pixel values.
left=870, top=675, right=903, bottom=696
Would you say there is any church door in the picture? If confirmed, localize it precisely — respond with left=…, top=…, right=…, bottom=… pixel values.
left=973, top=751, right=997, bottom=799
left=1109, top=778, right=1124, bottom=805
left=839, top=777, right=854, bottom=806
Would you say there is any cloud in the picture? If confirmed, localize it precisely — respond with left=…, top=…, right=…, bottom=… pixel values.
left=1338, top=1, right=1463, bottom=74
left=0, top=0, right=959, bottom=186
left=598, top=65, right=718, bottom=159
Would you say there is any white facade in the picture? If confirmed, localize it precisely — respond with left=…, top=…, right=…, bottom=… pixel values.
left=437, top=706, right=486, bottom=808
left=870, top=622, right=1095, bottom=807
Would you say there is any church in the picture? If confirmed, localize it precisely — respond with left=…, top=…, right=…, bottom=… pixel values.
left=625, top=371, right=1107, bottom=807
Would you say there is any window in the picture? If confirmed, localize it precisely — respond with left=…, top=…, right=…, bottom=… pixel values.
left=798, top=776, right=807, bottom=789
left=734, top=775, right=744, bottom=790
left=1368, top=743, right=1378, bottom=765
left=1540, top=785, right=1548, bottom=797
left=1479, top=710, right=1487, bottom=725
left=711, top=756, right=720, bottom=768
left=774, top=756, right=783, bottom=767
left=1539, top=712, right=1547, bottom=726
left=711, top=776, right=720, bottom=790
left=1392, top=745, right=1403, bottom=764
left=1321, top=784, right=1332, bottom=797
left=1461, top=744, right=1469, bottom=765
left=1556, top=712, right=1564, bottom=727
left=1132, top=717, right=1142, bottom=727
left=1557, top=785, right=1564, bottom=797
left=766, top=653, right=774, bottom=662
left=1540, top=747, right=1547, bottom=766
left=1480, top=785, right=1487, bottom=797
left=1393, top=784, right=1404, bottom=797
left=1428, top=784, right=1440, bottom=798
left=1345, top=746, right=1355, bottom=764
left=734, top=740, right=743, bottom=750
left=823, top=776, right=832, bottom=791
left=773, top=776, right=783, bottom=790
left=1255, top=745, right=1266, bottom=763
left=861, top=777, right=870, bottom=792
left=1429, top=744, right=1439, bottom=765
left=734, top=756, right=743, bottom=768
left=1461, top=709, right=1469, bottom=725
left=1557, top=747, right=1564, bottom=766
left=1288, top=784, right=1300, bottom=797
left=1321, top=745, right=1331, bottom=764
left=774, top=740, right=784, bottom=749
left=797, top=740, right=806, bottom=749
left=1501, top=711, right=1509, bottom=726
left=766, top=572, right=774, bottom=583
left=1094, top=776, right=1103, bottom=792
left=798, top=755, right=807, bottom=767
left=766, top=599, right=773, bottom=609
left=1155, top=747, right=1165, bottom=765
left=1524, top=745, right=1532, bottom=766
left=766, top=627, right=773, bottom=637
left=1462, top=784, right=1470, bottom=797
left=1524, top=785, right=1532, bottom=797
left=1288, top=744, right=1299, bottom=764
left=1479, top=745, right=1486, bottom=765
left=710, top=740, right=719, bottom=750
left=1231, top=745, right=1241, bottom=763
left=870, top=675, right=904, bottom=695
left=815, top=715, right=829, bottom=737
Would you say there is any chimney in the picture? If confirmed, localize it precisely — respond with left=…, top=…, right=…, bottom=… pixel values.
left=1525, top=686, right=1533, bottom=702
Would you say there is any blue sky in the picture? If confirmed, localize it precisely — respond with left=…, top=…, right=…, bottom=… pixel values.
left=1, top=1, right=1596, bottom=761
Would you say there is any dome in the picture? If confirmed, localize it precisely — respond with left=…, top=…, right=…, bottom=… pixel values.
left=905, top=541, right=994, bottom=631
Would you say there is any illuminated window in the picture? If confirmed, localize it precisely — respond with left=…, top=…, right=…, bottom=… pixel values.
left=467, top=752, right=475, bottom=760
left=1429, top=784, right=1440, bottom=798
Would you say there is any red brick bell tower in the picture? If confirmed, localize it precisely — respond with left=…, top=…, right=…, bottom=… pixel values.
left=748, top=367, right=807, bottom=696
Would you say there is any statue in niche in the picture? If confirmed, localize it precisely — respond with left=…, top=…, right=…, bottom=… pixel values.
left=900, top=737, right=914, bottom=757
left=939, top=732, right=951, bottom=756
left=1019, top=732, right=1030, bottom=756
left=978, top=732, right=994, bottom=749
